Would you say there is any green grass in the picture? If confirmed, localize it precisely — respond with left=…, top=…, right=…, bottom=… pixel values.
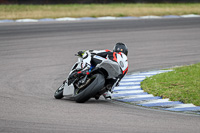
left=0, top=3, right=200, bottom=20
left=141, top=63, right=200, bottom=106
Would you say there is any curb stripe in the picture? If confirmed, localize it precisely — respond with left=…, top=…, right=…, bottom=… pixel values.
left=165, top=107, right=200, bottom=111
left=119, top=82, right=141, bottom=85
left=117, top=96, right=161, bottom=102
left=113, top=90, right=144, bottom=94
left=113, top=70, right=200, bottom=113
left=113, top=92, right=148, bottom=97
left=120, top=80, right=144, bottom=83
left=113, top=89, right=142, bottom=92
left=138, top=101, right=183, bottom=107
left=119, top=84, right=141, bottom=87
left=1, top=14, right=200, bottom=23
left=114, top=86, right=141, bottom=90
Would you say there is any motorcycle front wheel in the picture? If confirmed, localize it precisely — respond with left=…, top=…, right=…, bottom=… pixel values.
left=54, top=84, right=64, bottom=99
left=74, top=74, right=105, bottom=103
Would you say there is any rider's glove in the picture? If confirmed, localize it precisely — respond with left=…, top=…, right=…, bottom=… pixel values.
left=77, top=51, right=85, bottom=57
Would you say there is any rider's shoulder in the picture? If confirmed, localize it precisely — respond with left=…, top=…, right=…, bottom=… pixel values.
left=118, top=52, right=127, bottom=57
left=118, top=52, right=128, bottom=60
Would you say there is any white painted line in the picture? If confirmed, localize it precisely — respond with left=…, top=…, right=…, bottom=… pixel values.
left=140, top=72, right=167, bottom=75
left=139, top=99, right=170, bottom=104
left=114, top=90, right=144, bottom=94
left=55, top=17, right=80, bottom=21
left=119, top=94, right=154, bottom=99
left=114, top=86, right=141, bottom=90
left=119, top=82, right=140, bottom=85
left=181, top=14, right=200, bottom=18
left=125, top=75, right=147, bottom=78
left=161, top=104, right=184, bottom=108
left=121, top=78, right=145, bottom=82
left=97, top=16, right=117, bottom=20
left=16, top=19, right=38, bottom=22
left=140, top=16, right=162, bottom=19
left=169, top=104, right=196, bottom=108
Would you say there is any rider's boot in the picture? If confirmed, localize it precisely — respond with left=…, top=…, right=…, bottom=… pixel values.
left=103, top=91, right=112, bottom=99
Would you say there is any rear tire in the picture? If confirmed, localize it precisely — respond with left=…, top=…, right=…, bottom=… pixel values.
left=54, top=84, right=64, bottom=99
left=74, top=74, right=105, bottom=103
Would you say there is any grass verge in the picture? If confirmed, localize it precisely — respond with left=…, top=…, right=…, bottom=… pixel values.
left=141, top=63, right=200, bottom=106
left=0, top=3, right=200, bottom=20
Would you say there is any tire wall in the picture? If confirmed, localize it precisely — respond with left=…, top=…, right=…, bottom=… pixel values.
left=74, top=74, right=105, bottom=103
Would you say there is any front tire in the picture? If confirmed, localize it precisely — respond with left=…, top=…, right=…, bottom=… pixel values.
left=74, top=74, right=105, bottom=103
left=54, top=84, right=64, bottom=99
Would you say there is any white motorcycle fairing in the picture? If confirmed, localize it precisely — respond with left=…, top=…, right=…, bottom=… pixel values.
left=63, top=84, right=74, bottom=96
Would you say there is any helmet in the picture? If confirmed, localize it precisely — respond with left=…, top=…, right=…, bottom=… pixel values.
left=113, top=42, right=128, bottom=56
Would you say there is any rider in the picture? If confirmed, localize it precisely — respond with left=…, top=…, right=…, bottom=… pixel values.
left=69, top=42, right=128, bottom=99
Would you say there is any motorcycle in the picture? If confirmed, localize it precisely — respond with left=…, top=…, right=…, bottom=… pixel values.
left=54, top=51, right=123, bottom=103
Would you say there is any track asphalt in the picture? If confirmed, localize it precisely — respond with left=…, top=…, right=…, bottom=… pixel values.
left=0, top=17, right=200, bottom=133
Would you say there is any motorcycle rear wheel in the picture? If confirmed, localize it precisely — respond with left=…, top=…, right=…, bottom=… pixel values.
left=74, top=74, right=105, bottom=103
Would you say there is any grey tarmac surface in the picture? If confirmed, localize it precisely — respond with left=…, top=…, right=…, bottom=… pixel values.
left=0, top=18, right=200, bottom=133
